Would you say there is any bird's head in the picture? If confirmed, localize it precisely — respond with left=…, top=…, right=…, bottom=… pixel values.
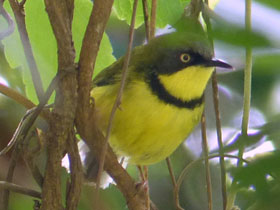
left=130, top=32, right=233, bottom=101
left=133, top=32, right=232, bottom=75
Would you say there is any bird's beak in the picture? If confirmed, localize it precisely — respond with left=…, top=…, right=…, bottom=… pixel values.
left=207, top=58, right=233, bottom=69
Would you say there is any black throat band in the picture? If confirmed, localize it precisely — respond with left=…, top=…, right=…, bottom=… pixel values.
left=148, top=72, right=204, bottom=109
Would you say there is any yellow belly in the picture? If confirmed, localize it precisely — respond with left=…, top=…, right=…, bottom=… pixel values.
left=92, top=80, right=204, bottom=165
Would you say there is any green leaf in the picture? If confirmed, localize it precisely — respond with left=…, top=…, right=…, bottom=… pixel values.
left=3, top=1, right=41, bottom=103
left=211, top=23, right=272, bottom=48
left=113, top=0, right=186, bottom=28
left=25, top=0, right=57, bottom=103
left=3, top=0, right=115, bottom=103
left=3, top=0, right=57, bottom=104
left=113, top=0, right=145, bottom=28
left=73, top=0, right=115, bottom=76
left=156, top=0, right=185, bottom=28
left=255, top=0, right=280, bottom=11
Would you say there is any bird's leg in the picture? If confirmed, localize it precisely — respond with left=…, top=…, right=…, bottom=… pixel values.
left=144, top=165, right=150, bottom=210
left=137, top=165, right=150, bottom=210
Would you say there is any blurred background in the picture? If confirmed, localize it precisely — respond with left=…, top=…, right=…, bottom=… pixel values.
left=0, top=0, right=280, bottom=209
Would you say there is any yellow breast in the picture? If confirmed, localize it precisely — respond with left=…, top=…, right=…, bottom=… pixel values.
left=91, top=66, right=213, bottom=165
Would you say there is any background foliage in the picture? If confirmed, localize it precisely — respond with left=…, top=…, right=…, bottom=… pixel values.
left=0, top=0, right=279, bottom=209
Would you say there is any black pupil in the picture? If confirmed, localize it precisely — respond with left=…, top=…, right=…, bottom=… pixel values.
left=182, top=54, right=189, bottom=61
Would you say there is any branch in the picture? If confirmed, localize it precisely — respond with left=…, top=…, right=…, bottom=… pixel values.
left=96, top=0, right=138, bottom=193
left=76, top=0, right=114, bottom=134
left=0, top=0, right=14, bottom=40
left=0, top=73, right=58, bottom=210
left=41, top=0, right=77, bottom=209
left=0, top=181, right=41, bottom=199
left=150, top=0, right=157, bottom=38
left=174, top=154, right=250, bottom=205
left=81, top=126, right=147, bottom=210
left=202, top=3, right=226, bottom=24
left=228, top=1, right=252, bottom=209
left=184, top=0, right=202, bottom=19
left=0, top=83, right=34, bottom=109
left=201, top=112, right=213, bottom=210
left=65, top=130, right=83, bottom=210
left=142, top=0, right=150, bottom=41
left=0, top=84, right=50, bottom=119
left=75, top=1, right=150, bottom=209
left=202, top=1, right=228, bottom=209
left=8, top=0, right=44, bottom=101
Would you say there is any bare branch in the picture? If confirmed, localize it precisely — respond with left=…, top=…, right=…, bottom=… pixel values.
left=0, top=72, right=58, bottom=209
left=201, top=112, right=213, bottom=210
left=201, top=1, right=228, bottom=209
left=142, top=0, right=150, bottom=41
left=76, top=0, right=114, bottom=135
left=75, top=0, right=149, bottom=208
left=0, top=142, right=19, bottom=210
left=202, top=3, right=226, bottom=23
left=0, top=181, right=41, bottom=199
left=166, top=158, right=176, bottom=188
left=0, top=0, right=14, bottom=40
left=184, top=0, right=202, bottom=18
left=0, top=84, right=51, bottom=120
left=81, top=127, right=147, bottom=210
left=66, top=130, right=83, bottom=210
left=8, top=0, right=44, bottom=101
left=96, top=0, right=138, bottom=193
left=150, top=0, right=157, bottom=38
left=175, top=154, right=250, bottom=204
left=41, top=0, right=77, bottom=209
left=211, top=72, right=228, bottom=210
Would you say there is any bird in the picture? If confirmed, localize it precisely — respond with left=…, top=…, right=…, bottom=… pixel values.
left=90, top=31, right=232, bottom=166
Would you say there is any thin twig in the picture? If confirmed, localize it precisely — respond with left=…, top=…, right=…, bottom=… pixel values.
left=0, top=73, right=59, bottom=209
left=211, top=71, right=227, bottom=210
left=150, top=0, right=157, bottom=38
left=141, top=2, right=152, bottom=208
left=0, top=181, right=41, bottom=199
left=66, top=130, right=83, bottom=210
left=0, top=107, right=37, bottom=156
left=0, top=84, right=36, bottom=111
left=8, top=0, right=44, bottom=101
left=166, top=158, right=176, bottom=188
left=1, top=143, right=20, bottom=209
left=19, top=0, right=27, bottom=7
left=175, top=154, right=249, bottom=195
left=184, top=0, right=202, bottom=19
left=25, top=160, right=44, bottom=188
left=76, top=0, right=148, bottom=208
left=0, top=0, right=14, bottom=40
left=166, top=158, right=184, bottom=210
left=95, top=0, right=139, bottom=193
left=0, top=83, right=50, bottom=121
left=202, top=3, right=226, bottom=24
left=201, top=112, right=212, bottom=210
left=228, top=1, right=252, bottom=209
left=142, top=0, right=150, bottom=41
left=174, top=154, right=249, bottom=210
left=202, top=0, right=227, bottom=208
left=241, top=0, right=252, bottom=136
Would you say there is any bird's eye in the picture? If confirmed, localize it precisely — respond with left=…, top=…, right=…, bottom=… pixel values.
left=180, top=53, right=191, bottom=63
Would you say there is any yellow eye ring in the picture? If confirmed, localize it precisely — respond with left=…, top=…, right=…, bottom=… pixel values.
left=180, top=53, right=191, bottom=63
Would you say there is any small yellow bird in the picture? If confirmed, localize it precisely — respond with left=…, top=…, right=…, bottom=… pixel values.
left=90, top=31, right=232, bottom=166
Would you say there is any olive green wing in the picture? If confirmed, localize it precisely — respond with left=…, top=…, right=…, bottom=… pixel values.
left=93, top=44, right=148, bottom=87
left=92, top=57, right=124, bottom=87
